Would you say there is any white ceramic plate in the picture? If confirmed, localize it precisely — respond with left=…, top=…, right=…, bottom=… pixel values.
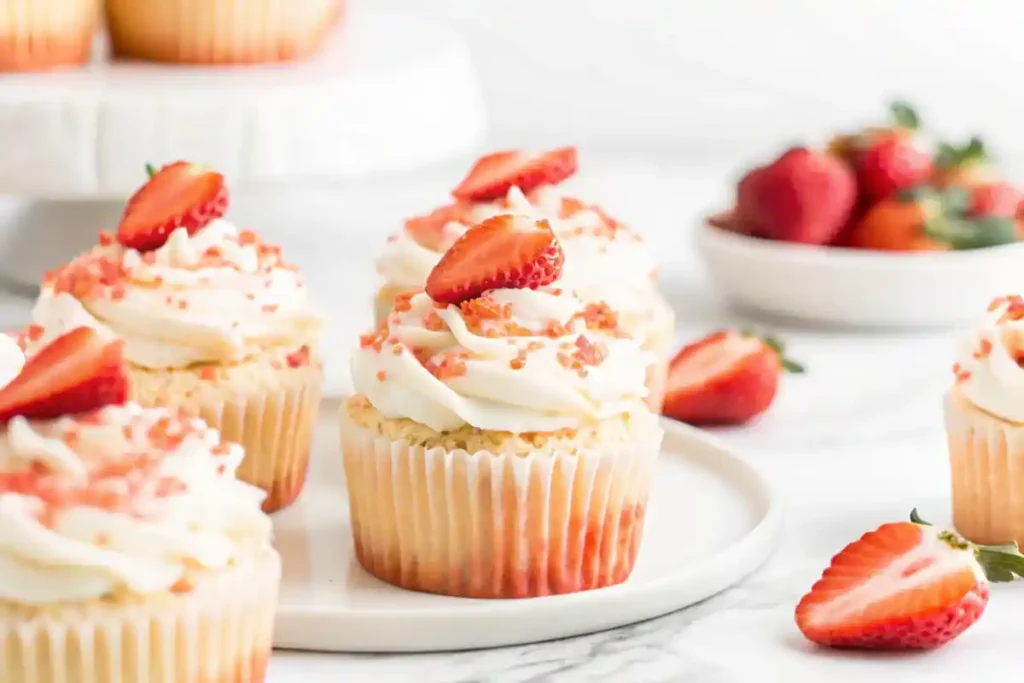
left=271, top=400, right=782, bottom=653
left=695, top=221, right=1024, bottom=329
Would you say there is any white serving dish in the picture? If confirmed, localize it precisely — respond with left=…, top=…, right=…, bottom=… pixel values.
left=272, top=401, right=782, bottom=653
left=695, top=221, right=1024, bottom=329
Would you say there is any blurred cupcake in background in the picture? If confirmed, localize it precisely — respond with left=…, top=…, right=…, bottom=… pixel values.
left=0, top=0, right=98, bottom=71
left=376, top=147, right=676, bottom=410
left=946, top=294, right=1024, bottom=546
left=105, top=0, right=345, bottom=64
left=21, top=161, right=323, bottom=512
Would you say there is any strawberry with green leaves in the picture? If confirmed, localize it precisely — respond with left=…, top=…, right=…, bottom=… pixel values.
left=796, top=510, right=1024, bottom=650
left=661, top=330, right=804, bottom=426
left=847, top=185, right=1018, bottom=251
left=832, top=101, right=934, bottom=204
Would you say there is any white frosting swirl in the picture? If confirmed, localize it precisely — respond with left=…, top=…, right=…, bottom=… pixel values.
left=351, top=287, right=652, bottom=433
left=0, top=334, right=25, bottom=389
left=955, top=296, right=1024, bottom=422
left=29, top=219, right=321, bottom=369
left=0, top=403, right=271, bottom=605
left=376, top=187, right=665, bottom=341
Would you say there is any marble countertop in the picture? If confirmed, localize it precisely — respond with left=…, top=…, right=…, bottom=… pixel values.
left=0, top=158, right=1014, bottom=682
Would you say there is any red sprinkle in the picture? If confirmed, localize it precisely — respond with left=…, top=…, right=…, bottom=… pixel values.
left=286, top=345, right=311, bottom=368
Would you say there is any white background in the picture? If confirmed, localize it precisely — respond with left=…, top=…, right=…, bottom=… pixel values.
left=375, top=0, right=1024, bottom=166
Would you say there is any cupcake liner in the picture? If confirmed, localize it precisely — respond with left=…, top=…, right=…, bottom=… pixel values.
left=945, top=391, right=1024, bottom=546
left=340, top=410, right=662, bottom=598
left=0, top=550, right=280, bottom=683
left=128, top=358, right=323, bottom=514
left=0, top=0, right=97, bottom=71
left=104, top=0, right=344, bottom=65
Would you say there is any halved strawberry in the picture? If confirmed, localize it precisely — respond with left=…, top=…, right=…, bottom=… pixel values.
left=0, top=327, right=127, bottom=423
left=451, top=147, right=578, bottom=201
left=661, top=330, right=803, bottom=426
left=116, top=161, right=229, bottom=252
left=404, top=202, right=473, bottom=251
left=795, top=510, right=1024, bottom=650
left=425, top=214, right=564, bottom=305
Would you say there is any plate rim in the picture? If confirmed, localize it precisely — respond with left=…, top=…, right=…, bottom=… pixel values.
left=273, top=416, right=784, bottom=652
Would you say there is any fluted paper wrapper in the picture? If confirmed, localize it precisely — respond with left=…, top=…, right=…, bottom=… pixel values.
left=0, top=0, right=97, bottom=71
left=0, top=551, right=280, bottom=683
left=946, top=391, right=1024, bottom=546
left=341, top=413, right=662, bottom=598
left=129, top=362, right=322, bottom=513
left=105, top=0, right=345, bottom=64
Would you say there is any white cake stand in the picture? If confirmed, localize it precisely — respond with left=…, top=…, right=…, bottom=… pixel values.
left=0, top=7, right=486, bottom=292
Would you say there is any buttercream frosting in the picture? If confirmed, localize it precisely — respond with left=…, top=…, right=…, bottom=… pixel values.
left=0, top=403, right=271, bottom=605
left=351, top=280, right=652, bottom=434
left=955, top=295, right=1024, bottom=423
left=28, top=219, right=321, bottom=369
left=376, top=187, right=666, bottom=342
left=0, top=334, right=25, bottom=389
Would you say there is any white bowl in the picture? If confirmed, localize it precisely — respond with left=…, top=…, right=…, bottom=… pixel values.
left=695, top=222, right=1024, bottom=328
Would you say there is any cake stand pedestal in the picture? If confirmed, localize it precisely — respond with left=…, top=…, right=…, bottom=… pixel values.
left=0, top=8, right=486, bottom=292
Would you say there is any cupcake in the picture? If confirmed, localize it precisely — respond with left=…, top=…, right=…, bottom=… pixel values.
left=344, top=214, right=663, bottom=598
left=375, top=147, right=676, bottom=411
left=0, top=0, right=97, bottom=71
left=0, top=326, right=278, bottom=683
left=105, top=0, right=344, bottom=64
left=946, top=294, right=1024, bottom=545
left=24, top=161, right=323, bottom=512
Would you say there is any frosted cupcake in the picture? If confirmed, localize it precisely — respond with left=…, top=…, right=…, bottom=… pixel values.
left=105, top=0, right=344, bottom=64
left=0, top=0, right=98, bottom=71
left=25, top=161, right=323, bottom=512
left=946, top=294, right=1024, bottom=545
left=0, top=326, right=278, bottom=683
left=376, top=147, right=676, bottom=410
left=345, top=214, right=663, bottom=598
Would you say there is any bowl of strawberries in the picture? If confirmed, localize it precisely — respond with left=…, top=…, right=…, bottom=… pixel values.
left=696, top=102, right=1024, bottom=328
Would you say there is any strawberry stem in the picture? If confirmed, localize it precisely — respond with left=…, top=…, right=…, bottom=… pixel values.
left=890, top=101, right=920, bottom=131
left=935, top=136, right=987, bottom=169
left=145, top=163, right=157, bottom=178
left=910, top=509, right=1024, bottom=582
left=910, top=508, right=929, bottom=524
left=745, top=330, right=806, bottom=374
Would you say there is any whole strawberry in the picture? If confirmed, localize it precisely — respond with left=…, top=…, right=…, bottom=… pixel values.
left=854, top=102, right=933, bottom=203
left=735, top=147, right=857, bottom=245
left=661, top=330, right=804, bottom=426
left=795, top=510, right=1024, bottom=650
